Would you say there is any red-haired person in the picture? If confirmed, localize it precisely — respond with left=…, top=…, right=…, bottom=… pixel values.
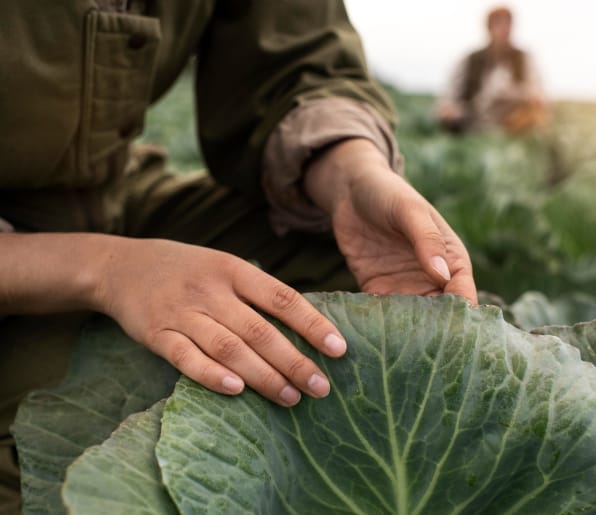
left=437, top=6, right=547, bottom=134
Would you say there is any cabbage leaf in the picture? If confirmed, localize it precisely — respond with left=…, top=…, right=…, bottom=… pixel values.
left=155, top=293, right=596, bottom=514
left=11, top=317, right=178, bottom=514
left=14, top=294, right=596, bottom=514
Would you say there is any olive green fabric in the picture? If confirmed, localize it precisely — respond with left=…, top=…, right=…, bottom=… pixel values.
left=0, top=313, right=88, bottom=515
left=0, top=2, right=388, bottom=509
left=0, top=146, right=357, bottom=512
left=196, top=0, right=396, bottom=195
left=0, top=0, right=394, bottom=196
left=1, top=146, right=357, bottom=429
left=0, top=441, right=20, bottom=515
left=0, top=1, right=207, bottom=189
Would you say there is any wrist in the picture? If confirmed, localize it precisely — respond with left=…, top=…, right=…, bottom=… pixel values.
left=42, top=232, right=124, bottom=314
left=0, top=232, right=124, bottom=315
left=303, top=138, right=390, bottom=214
left=84, top=234, right=135, bottom=315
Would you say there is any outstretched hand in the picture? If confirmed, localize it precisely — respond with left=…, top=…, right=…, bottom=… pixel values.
left=95, top=239, right=347, bottom=407
left=305, top=138, right=477, bottom=304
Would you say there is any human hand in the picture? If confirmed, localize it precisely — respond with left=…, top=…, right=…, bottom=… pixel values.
left=94, top=238, right=347, bottom=407
left=304, top=139, right=477, bottom=303
left=437, top=102, right=464, bottom=122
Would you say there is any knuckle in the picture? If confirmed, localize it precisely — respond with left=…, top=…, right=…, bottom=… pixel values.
left=181, top=278, right=208, bottom=303
left=415, top=230, right=445, bottom=251
left=423, top=229, right=444, bottom=244
left=285, top=354, right=309, bottom=378
left=244, top=318, right=271, bottom=345
left=169, top=341, right=193, bottom=370
left=210, top=333, right=242, bottom=362
left=303, top=312, right=326, bottom=335
left=271, top=285, right=300, bottom=312
left=225, top=254, right=248, bottom=280
left=193, top=363, right=212, bottom=384
left=257, top=369, right=281, bottom=392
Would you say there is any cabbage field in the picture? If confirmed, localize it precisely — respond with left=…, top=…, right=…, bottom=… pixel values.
left=388, top=87, right=596, bottom=308
left=142, top=73, right=596, bottom=314
left=12, top=76, right=596, bottom=514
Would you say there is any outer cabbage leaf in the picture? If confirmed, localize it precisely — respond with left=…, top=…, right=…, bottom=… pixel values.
left=510, top=291, right=596, bottom=331
left=479, top=290, right=596, bottom=331
left=156, top=293, right=596, bottom=515
left=533, top=320, right=596, bottom=365
left=156, top=379, right=273, bottom=514
left=11, top=316, right=178, bottom=514
left=62, top=400, right=177, bottom=515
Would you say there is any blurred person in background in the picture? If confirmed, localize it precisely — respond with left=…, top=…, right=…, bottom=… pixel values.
left=437, top=6, right=547, bottom=134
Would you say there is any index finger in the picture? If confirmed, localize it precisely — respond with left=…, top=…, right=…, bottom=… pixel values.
left=232, top=264, right=347, bottom=358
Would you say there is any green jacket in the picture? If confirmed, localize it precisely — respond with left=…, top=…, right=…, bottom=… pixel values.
left=0, top=0, right=394, bottom=195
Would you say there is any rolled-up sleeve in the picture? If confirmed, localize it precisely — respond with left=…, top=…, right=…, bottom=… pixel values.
left=263, top=97, right=403, bottom=234
left=196, top=0, right=397, bottom=203
left=0, top=218, right=14, bottom=233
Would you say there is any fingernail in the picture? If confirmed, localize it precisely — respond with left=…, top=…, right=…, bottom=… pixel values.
left=222, top=376, right=244, bottom=394
left=279, top=385, right=301, bottom=406
left=324, top=333, right=347, bottom=356
left=431, top=256, right=451, bottom=282
left=308, top=374, right=330, bottom=397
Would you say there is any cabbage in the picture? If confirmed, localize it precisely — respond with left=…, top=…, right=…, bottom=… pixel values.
left=13, top=293, right=596, bottom=514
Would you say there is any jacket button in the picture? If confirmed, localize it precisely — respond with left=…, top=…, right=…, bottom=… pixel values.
left=128, top=33, right=147, bottom=50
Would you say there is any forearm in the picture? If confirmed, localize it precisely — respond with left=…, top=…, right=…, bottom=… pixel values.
left=0, top=232, right=116, bottom=315
left=0, top=232, right=351, bottom=407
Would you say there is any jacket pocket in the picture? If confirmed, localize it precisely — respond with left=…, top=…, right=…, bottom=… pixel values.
left=78, top=10, right=161, bottom=182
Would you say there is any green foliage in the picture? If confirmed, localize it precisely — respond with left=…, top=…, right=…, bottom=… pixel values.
left=510, top=291, right=596, bottom=330
left=11, top=318, right=178, bottom=514
left=141, top=77, right=596, bottom=301
left=14, top=294, right=596, bottom=514
left=384, top=85, right=596, bottom=301
left=479, top=290, right=596, bottom=331
left=62, top=400, right=177, bottom=515
left=15, top=76, right=595, bottom=514
left=533, top=319, right=596, bottom=365
left=141, top=68, right=204, bottom=173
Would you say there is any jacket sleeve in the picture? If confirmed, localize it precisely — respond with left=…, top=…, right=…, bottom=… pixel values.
left=263, top=97, right=403, bottom=235
left=195, top=0, right=396, bottom=197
